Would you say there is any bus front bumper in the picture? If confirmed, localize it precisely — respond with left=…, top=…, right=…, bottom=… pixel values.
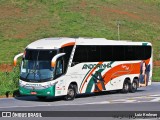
left=19, top=86, right=55, bottom=96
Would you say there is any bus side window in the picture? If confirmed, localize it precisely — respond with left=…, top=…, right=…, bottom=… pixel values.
left=55, top=59, right=63, bottom=76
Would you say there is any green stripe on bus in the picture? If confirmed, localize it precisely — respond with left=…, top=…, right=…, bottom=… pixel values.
left=142, top=43, right=148, bottom=46
left=85, top=69, right=104, bottom=93
left=19, top=86, right=55, bottom=96
left=79, top=69, right=92, bottom=91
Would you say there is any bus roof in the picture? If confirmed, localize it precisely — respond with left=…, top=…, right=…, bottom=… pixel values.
left=76, top=38, right=151, bottom=46
left=26, top=37, right=152, bottom=49
left=27, top=38, right=76, bottom=49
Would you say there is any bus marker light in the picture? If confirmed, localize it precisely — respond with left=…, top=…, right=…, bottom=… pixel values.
left=51, top=61, right=56, bottom=67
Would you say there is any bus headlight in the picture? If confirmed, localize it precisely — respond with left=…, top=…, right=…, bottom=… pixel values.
left=19, top=80, right=24, bottom=87
left=43, top=81, right=58, bottom=88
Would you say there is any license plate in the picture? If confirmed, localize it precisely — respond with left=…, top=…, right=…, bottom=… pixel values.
left=31, top=92, right=37, bottom=95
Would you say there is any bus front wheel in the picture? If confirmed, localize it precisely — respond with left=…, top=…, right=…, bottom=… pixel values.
left=64, top=84, right=76, bottom=101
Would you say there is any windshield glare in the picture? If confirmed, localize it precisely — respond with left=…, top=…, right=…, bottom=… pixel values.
left=20, top=49, right=57, bottom=81
left=21, top=60, right=54, bottom=81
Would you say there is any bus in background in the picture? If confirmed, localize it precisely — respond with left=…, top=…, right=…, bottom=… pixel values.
left=14, top=38, right=152, bottom=100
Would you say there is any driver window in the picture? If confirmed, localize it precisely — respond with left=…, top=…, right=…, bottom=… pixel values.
left=56, top=59, right=63, bottom=76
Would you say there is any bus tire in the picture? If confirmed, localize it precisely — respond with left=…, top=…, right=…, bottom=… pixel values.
left=129, top=80, right=138, bottom=93
left=64, top=84, right=76, bottom=101
left=121, top=80, right=129, bottom=93
left=37, top=96, right=47, bottom=101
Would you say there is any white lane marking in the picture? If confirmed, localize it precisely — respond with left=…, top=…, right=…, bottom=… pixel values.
left=0, top=102, right=102, bottom=109
left=150, top=97, right=160, bottom=102
left=136, top=119, right=151, bottom=120
left=112, top=99, right=137, bottom=103
left=149, top=94, right=160, bottom=97
left=85, top=94, right=160, bottom=105
left=86, top=101, right=110, bottom=105
left=133, top=96, right=145, bottom=99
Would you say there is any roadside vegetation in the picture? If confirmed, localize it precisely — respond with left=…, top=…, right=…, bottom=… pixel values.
left=0, top=0, right=159, bottom=96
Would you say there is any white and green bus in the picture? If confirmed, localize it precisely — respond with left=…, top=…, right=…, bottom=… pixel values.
left=14, top=38, right=152, bottom=100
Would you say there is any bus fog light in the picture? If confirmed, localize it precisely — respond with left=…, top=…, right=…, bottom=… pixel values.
left=47, top=92, right=50, bottom=94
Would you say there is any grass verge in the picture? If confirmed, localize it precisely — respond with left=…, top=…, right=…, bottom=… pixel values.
left=153, top=67, right=160, bottom=82
left=0, top=67, right=19, bottom=96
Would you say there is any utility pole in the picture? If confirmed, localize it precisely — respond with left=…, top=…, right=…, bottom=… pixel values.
left=117, top=20, right=121, bottom=40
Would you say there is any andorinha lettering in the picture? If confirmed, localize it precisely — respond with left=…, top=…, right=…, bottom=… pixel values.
left=82, top=63, right=111, bottom=69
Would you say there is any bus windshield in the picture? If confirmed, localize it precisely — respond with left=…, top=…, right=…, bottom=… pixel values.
left=20, top=49, right=57, bottom=82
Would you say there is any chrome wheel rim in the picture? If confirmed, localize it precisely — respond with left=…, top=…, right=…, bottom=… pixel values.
left=68, top=89, right=74, bottom=98
left=124, top=83, right=128, bottom=91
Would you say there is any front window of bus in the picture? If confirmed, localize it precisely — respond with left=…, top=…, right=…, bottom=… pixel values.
left=20, top=49, right=57, bottom=82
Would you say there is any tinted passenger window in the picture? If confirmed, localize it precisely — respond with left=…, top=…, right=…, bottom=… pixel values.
left=112, top=46, right=125, bottom=61
left=100, top=46, right=113, bottom=61
left=87, top=46, right=101, bottom=62
left=72, top=45, right=151, bottom=64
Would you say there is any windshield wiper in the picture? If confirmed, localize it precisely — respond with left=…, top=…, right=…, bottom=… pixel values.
left=25, top=65, right=36, bottom=80
left=34, top=51, right=42, bottom=81
left=34, top=64, right=42, bottom=80
left=24, top=60, right=36, bottom=80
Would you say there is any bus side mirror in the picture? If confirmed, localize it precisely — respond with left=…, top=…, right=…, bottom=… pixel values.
left=51, top=53, right=66, bottom=67
left=13, top=53, right=24, bottom=66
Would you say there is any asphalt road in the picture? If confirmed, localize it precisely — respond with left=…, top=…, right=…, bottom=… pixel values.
left=0, top=82, right=160, bottom=120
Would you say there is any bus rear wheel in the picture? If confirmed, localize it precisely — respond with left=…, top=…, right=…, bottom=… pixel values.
left=121, top=81, right=129, bottom=93
left=129, top=80, right=138, bottom=93
left=64, top=84, right=76, bottom=101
